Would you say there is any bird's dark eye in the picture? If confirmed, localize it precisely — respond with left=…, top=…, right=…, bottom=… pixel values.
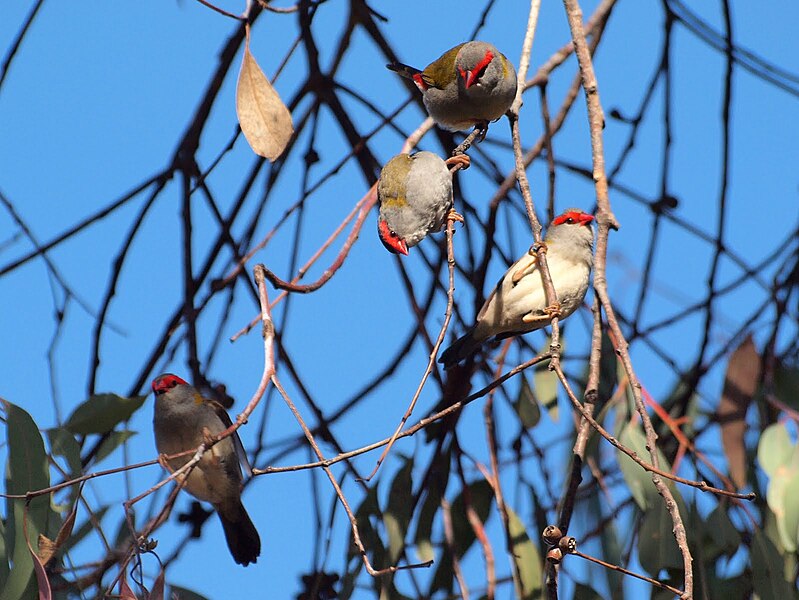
left=390, top=230, right=397, bottom=237
left=566, top=217, right=575, bottom=224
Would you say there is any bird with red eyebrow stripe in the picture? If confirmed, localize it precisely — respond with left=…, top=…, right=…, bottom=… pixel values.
left=387, top=41, right=517, bottom=134
left=151, top=373, right=261, bottom=566
left=439, top=209, right=595, bottom=367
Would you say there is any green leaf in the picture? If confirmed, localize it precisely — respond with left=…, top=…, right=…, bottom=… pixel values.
left=413, top=448, right=450, bottom=563
left=431, top=479, right=494, bottom=596
left=706, top=504, right=741, bottom=558
left=514, top=378, right=541, bottom=429
left=506, top=506, right=542, bottom=599
left=92, top=430, right=136, bottom=465
left=617, top=423, right=658, bottom=509
left=64, top=394, right=146, bottom=435
left=534, top=367, right=558, bottom=422
left=47, top=428, right=82, bottom=476
left=450, top=479, right=494, bottom=558
left=348, top=486, right=380, bottom=563
left=384, top=457, right=414, bottom=563
left=2, top=401, right=54, bottom=600
left=168, top=585, right=210, bottom=600
left=574, top=583, right=604, bottom=600
left=637, top=501, right=682, bottom=576
left=758, top=423, right=794, bottom=477
left=751, top=529, right=795, bottom=600
left=429, top=549, right=454, bottom=597
left=774, top=363, right=799, bottom=411
left=597, top=331, right=618, bottom=409
left=0, top=518, right=7, bottom=588
left=776, top=468, right=799, bottom=553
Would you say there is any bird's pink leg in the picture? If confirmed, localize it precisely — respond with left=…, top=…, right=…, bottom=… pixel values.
left=445, top=154, right=471, bottom=171
left=446, top=208, right=465, bottom=224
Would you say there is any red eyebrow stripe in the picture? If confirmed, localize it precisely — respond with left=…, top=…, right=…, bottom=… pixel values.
left=473, top=50, right=494, bottom=77
left=552, top=211, right=594, bottom=225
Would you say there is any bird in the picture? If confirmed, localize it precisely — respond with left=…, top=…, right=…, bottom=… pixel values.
left=439, top=209, right=595, bottom=367
left=151, top=373, right=261, bottom=566
left=387, top=41, right=517, bottom=133
left=377, top=151, right=469, bottom=255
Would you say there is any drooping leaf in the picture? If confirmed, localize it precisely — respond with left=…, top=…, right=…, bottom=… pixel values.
left=751, top=529, right=795, bottom=600
left=514, top=377, right=541, bottom=429
left=597, top=330, right=618, bottom=409
left=429, top=545, right=454, bottom=597
left=0, top=517, right=8, bottom=587
left=64, top=394, right=146, bottom=435
left=774, top=467, right=799, bottom=553
left=384, top=457, right=414, bottom=563
left=573, top=583, right=604, bottom=600
left=347, top=485, right=380, bottom=564
left=450, top=478, right=494, bottom=558
left=758, top=422, right=793, bottom=477
left=717, top=335, right=760, bottom=488
left=27, top=538, right=52, bottom=600
left=47, top=428, right=82, bottom=476
left=2, top=401, right=53, bottom=600
left=413, top=447, right=450, bottom=563
left=506, top=506, right=542, bottom=599
left=774, top=362, right=799, bottom=411
left=150, top=569, right=165, bottom=600
left=706, top=504, right=741, bottom=559
left=59, top=506, right=109, bottom=555
left=236, top=44, right=293, bottom=161
left=617, top=423, right=660, bottom=510
left=534, top=367, right=558, bottom=422
left=169, top=585, right=211, bottom=600
left=118, top=571, right=137, bottom=600
left=38, top=498, right=77, bottom=566
left=637, top=500, right=682, bottom=576
left=92, top=430, right=137, bottom=465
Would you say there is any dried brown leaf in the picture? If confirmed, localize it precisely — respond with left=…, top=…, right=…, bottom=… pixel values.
left=149, top=568, right=165, bottom=600
left=718, top=335, right=760, bottom=488
left=119, top=571, right=137, bottom=600
left=236, top=45, right=293, bottom=161
left=38, top=500, right=78, bottom=566
left=27, top=534, right=52, bottom=600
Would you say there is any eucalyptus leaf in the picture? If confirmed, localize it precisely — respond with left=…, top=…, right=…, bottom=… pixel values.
left=2, top=401, right=53, bottom=600
left=64, top=394, right=146, bottom=435
left=384, top=457, right=413, bottom=563
left=758, top=423, right=793, bottom=477
left=515, top=378, right=541, bottom=429
left=506, top=506, right=542, bottom=599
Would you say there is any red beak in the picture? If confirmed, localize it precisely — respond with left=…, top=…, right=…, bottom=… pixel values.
left=578, top=213, right=595, bottom=226
left=378, top=219, right=409, bottom=256
left=461, top=68, right=478, bottom=89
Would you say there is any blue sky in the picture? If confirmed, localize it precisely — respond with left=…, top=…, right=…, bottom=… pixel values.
left=2, top=0, right=798, bottom=598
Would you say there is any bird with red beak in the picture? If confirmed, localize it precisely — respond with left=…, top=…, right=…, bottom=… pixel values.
left=387, top=41, right=517, bottom=133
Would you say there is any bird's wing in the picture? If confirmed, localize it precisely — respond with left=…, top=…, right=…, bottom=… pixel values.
left=422, top=44, right=465, bottom=89
left=510, top=251, right=538, bottom=285
left=208, top=399, right=252, bottom=478
left=476, top=251, right=536, bottom=322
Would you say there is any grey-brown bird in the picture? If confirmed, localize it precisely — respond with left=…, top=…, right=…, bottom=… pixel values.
left=387, top=41, right=517, bottom=132
left=377, top=151, right=466, bottom=255
left=152, top=373, right=260, bottom=566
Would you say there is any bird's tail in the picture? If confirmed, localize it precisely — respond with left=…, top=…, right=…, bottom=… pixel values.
left=439, top=328, right=481, bottom=368
left=386, top=61, right=422, bottom=81
left=217, top=500, right=261, bottom=566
